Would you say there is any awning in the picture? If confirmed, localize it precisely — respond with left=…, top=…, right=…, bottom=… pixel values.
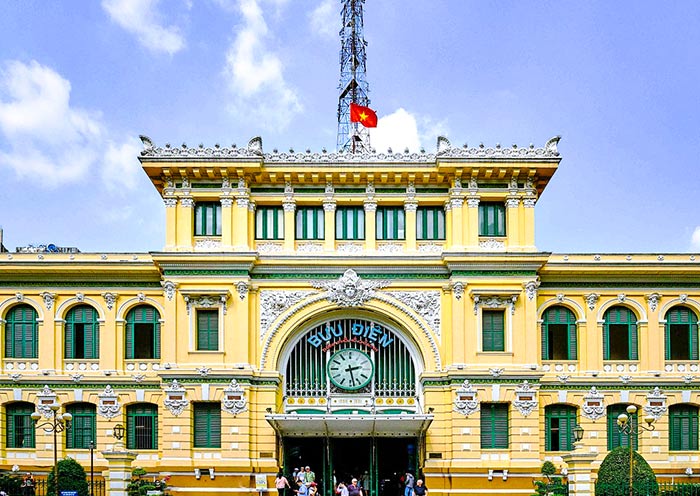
left=265, top=413, right=433, bottom=437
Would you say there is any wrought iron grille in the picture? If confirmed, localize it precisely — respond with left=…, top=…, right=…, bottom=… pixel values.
left=284, top=317, right=416, bottom=397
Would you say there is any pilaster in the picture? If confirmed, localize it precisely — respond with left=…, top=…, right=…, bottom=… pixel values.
left=561, top=450, right=598, bottom=496
left=102, top=449, right=138, bottom=496
left=364, top=182, right=377, bottom=251
left=283, top=182, right=296, bottom=252
left=220, top=196, right=234, bottom=249
left=164, top=197, right=177, bottom=251
left=505, top=197, right=521, bottom=250
left=177, top=198, right=195, bottom=251
left=323, top=182, right=336, bottom=251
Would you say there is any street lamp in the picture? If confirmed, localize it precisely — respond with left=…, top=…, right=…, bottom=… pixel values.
left=573, top=424, right=585, bottom=449
left=88, top=440, right=95, bottom=496
left=31, top=403, right=72, bottom=496
left=112, top=423, right=125, bottom=450
left=616, top=405, right=656, bottom=496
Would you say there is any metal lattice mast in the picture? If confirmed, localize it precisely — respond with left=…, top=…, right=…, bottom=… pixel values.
left=336, top=0, right=371, bottom=153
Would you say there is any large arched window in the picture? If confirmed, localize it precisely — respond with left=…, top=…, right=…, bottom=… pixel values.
left=603, top=306, right=638, bottom=360
left=125, top=306, right=160, bottom=359
left=65, top=305, right=99, bottom=359
left=6, top=402, right=35, bottom=448
left=669, top=404, right=699, bottom=451
left=127, top=403, right=158, bottom=450
left=665, top=307, right=699, bottom=360
left=607, top=404, right=637, bottom=450
left=284, top=317, right=417, bottom=398
left=541, top=306, right=577, bottom=360
left=545, top=404, right=577, bottom=451
left=5, top=305, right=38, bottom=359
left=66, top=403, right=96, bottom=449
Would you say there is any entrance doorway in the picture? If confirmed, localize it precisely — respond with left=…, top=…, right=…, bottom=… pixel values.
left=283, top=437, right=418, bottom=496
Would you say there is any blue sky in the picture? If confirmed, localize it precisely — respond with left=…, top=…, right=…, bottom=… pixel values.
left=1, top=0, right=699, bottom=254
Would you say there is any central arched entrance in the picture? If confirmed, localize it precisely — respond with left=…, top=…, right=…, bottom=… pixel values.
left=267, top=313, right=432, bottom=496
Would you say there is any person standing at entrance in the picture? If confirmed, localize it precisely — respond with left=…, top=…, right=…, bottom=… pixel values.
left=348, top=478, right=363, bottom=496
left=411, top=480, right=427, bottom=496
left=304, top=466, right=316, bottom=485
left=404, top=473, right=414, bottom=496
left=276, top=471, right=291, bottom=496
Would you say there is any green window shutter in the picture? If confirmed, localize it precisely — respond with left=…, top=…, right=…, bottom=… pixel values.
left=194, top=403, right=221, bottom=448
left=692, top=323, right=699, bottom=360
left=376, top=207, right=405, bottom=240
left=480, top=403, right=509, bottom=449
left=126, top=320, right=134, bottom=359
left=6, top=306, right=38, bottom=359
left=483, top=310, right=505, bottom=352
left=197, top=310, right=219, bottom=351
left=416, top=207, right=445, bottom=241
left=67, top=404, right=96, bottom=449
left=568, top=322, right=578, bottom=360
left=669, top=405, right=699, bottom=451
left=256, top=207, right=284, bottom=240
left=608, top=405, right=638, bottom=450
left=154, top=320, right=161, bottom=359
left=665, top=321, right=672, bottom=360
left=541, top=322, right=549, bottom=360
left=629, top=323, right=638, bottom=360
left=65, top=319, right=75, bottom=359
left=6, top=403, right=35, bottom=449
left=478, top=203, right=506, bottom=236
left=603, top=323, right=610, bottom=360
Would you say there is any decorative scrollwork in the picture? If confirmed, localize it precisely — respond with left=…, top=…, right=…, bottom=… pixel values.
left=454, top=380, right=479, bottom=416
left=312, top=269, right=390, bottom=308
left=222, top=379, right=247, bottom=416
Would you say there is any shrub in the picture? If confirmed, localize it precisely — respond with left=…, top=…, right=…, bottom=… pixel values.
left=595, top=447, right=658, bottom=496
left=0, top=473, right=24, bottom=495
left=532, top=461, right=567, bottom=496
left=47, top=458, right=90, bottom=496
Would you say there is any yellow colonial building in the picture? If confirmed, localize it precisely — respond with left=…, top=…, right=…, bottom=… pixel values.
left=0, top=135, right=699, bottom=496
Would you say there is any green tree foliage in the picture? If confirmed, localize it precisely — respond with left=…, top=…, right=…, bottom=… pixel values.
left=47, top=458, right=89, bottom=496
left=0, top=473, right=24, bottom=495
left=532, top=461, right=567, bottom=496
left=126, top=467, right=169, bottom=496
left=595, top=447, right=658, bottom=496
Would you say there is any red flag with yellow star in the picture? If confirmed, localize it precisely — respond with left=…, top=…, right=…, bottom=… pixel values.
left=350, top=103, right=378, bottom=128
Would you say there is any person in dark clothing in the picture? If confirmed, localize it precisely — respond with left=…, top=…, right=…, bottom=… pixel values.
left=411, top=480, right=427, bottom=496
left=348, top=478, right=363, bottom=496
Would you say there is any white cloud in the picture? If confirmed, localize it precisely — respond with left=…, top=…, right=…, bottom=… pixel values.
left=102, top=0, right=185, bottom=55
left=102, top=137, right=143, bottom=191
left=223, top=0, right=302, bottom=130
left=0, top=60, right=141, bottom=190
left=370, top=108, right=449, bottom=153
left=309, top=0, right=336, bottom=39
left=691, top=226, right=700, bottom=250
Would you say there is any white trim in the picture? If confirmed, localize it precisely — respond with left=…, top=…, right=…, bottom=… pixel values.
left=537, top=298, right=586, bottom=321
left=658, top=297, right=700, bottom=321
left=596, top=297, right=647, bottom=322
left=55, top=296, right=106, bottom=320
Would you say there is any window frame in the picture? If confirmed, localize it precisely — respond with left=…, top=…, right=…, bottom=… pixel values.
left=5, top=305, right=38, bottom=359
left=669, top=404, right=699, bottom=451
left=607, top=404, right=638, bottom=450
left=65, top=305, right=99, bottom=360
left=545, top=404, right=577, bottom=452
left=416, top=207, right=445, bottom=241
left=127, top=403, right=158, bottom=450
left=482, top=309, right=505, bottom=352
left=196, top=309, right=219, bottom=351
left=376, top=207, right=406, bottom=241
left=6, top=402, right=35, bottom=449
left=603, top=306, right=638, bottom=361
left=478, top=202, right=506, bottom=237
left=193, top=402, right=222, bottom=448
left=665, top=307, right=699, bottom=361
left=541, top=306, right=577, bottom=361
left=295, top=207, right=325, bottom=240
left=125, top=305, right=161, bottom=360
left=335, top=207, right=365, bottom=240
left=480, top=403, right=509, bottom=449
left=194, top=202, right=222, bottom=236
left=255, top=207, right=284, bottom=240
left=66, top=403, right=96, bottom=449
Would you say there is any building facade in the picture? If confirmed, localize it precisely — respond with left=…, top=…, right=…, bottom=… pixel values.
left=0, top=135, right=698, bottom=495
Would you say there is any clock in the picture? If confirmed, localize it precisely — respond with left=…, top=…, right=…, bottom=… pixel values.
left=327, top=348, right=374, bottom=390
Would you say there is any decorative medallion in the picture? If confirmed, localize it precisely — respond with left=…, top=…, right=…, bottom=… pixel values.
left=132, top=374, right=146, bottom=383
left=97, top=385, right=121, bottom=419
left=582, top=386, right=605, bottom=421
left=196, top=366, right=212, bottom=377
left=161, top=281, right=177, bottom=301
left=312, top=269, right=390, bottom=308
left=163, top=379, right=189, bottom=416
left=236, top=281, right=250, bottom=300
left=489, top=367, right=504, bottom=378
left=523, top=279, right=540, bottom=301
left=222, top=379, right=247, bottom=416
left=454, top=380, right=479, bottom=417
left=102, top=292, right=118, bottom=310
left=584, top=293, right=599, bottom=311
left=39, top=292, right=56, bottom=310
left=451, top=281, right=465, bottom=300
left=645, top=293, right=661, bottom=312
left=36, top=385, right=58, bottom=419
left=644, top=387, right=667, bottom=420
left=513, top=381, right=538, bottom=417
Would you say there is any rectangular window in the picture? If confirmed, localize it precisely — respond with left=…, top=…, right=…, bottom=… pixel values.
left=196, top=310, right=219, bottom=351
left=376, top=207, right=406, bottom=240
left=482, top=310, right=505, bottom=352
left=670, top=406, right=699, bottom=451
left=480, top=403, right=509, bottom=449
left=6, top=408, right=34, bottom=448
left=336, top=207, right=365, bottom=240
left=193, top=403, right=222, bottom=448
left=296, top=207, right=324, bottom=240
left=127, top=407, right=158, bottom=450
left=417, top=207, right=445, bottom=240
left=67, top=408, right=96, bottom=449
left=479, top=203, right=506, bottom=236
left=255, top=207, right=284, bottom=240
left=545, top=406, right=576, bottom=451
left=195, top=202, right=222, bottom=236
left=607, top=407, right=637, bottom=450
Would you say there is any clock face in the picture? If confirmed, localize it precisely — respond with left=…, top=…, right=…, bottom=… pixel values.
left=327, top=348, right=374, bottom=390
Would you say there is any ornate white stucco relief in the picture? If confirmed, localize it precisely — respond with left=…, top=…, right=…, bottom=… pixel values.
left=259, top=290, right=317, bottom=340
left=385, top=291, right=441, bottom=339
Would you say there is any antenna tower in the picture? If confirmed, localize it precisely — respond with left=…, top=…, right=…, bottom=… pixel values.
left=336, top=0, right=371, bottom=153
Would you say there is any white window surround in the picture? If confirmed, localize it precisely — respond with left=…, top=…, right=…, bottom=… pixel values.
left=471, top=291, right=519, bottom=353
left=181, top=290, right=230, bottom=353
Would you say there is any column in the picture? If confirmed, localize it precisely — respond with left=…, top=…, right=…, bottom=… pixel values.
left=163, top=197, right=177, bottom=251
left=220, top=197, right=234, bottom=249
left=283, top=202, right=296, bottom=252
left=102, top=449, right=137, bottom=496
left=465, top=197, right=479, bottom=249
left=177, top=198, right=195, bottom=251
left=234, top=196, right=250, bottom=250
left=561, top=450, right=598, bottom=496
left=248, top=201, right=256, bottom=248
left=364, top=200, right=377, bottom=251
left=443, top=201, right=453, bottom=249
left=505, top=197, right=521, bottom=250
left=324, top=201, right=336, bottom=251
left=404, top=200, right=418, bottom=251
left=522, top=197, right=537, bottom=250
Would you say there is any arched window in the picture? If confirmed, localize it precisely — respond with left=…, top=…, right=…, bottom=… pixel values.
left=125, top=306, right=160, bottom=360
left=603, top=306, right=638, bottom=360
left=5, top=305, right=38, bottom=359
left=545, top=404, right=577, bottom=451
left=127, top=403, right=158, bottom=450
left=66, top=403, right=96, bottom=449
left=542, top=306, right=577, bottom=360
left=607, top=404, right=637, bottom=450
left=65, top=305, right=99, bottom=360
left=6, top=402, right=35, bottom=448
left=665, top=307, right=699, bottom=360
left=669, top=404, right=699, bottom=451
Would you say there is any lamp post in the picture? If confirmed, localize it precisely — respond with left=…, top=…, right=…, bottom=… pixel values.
left=113, top=423, right=125, bottom=449
left=572, top=423, right=585, bottom=449
left=31, top=403, right=72, bottom=496
left=616, top=405, right=656, bottom=496
left=88, top=440, right=95, bottom=496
